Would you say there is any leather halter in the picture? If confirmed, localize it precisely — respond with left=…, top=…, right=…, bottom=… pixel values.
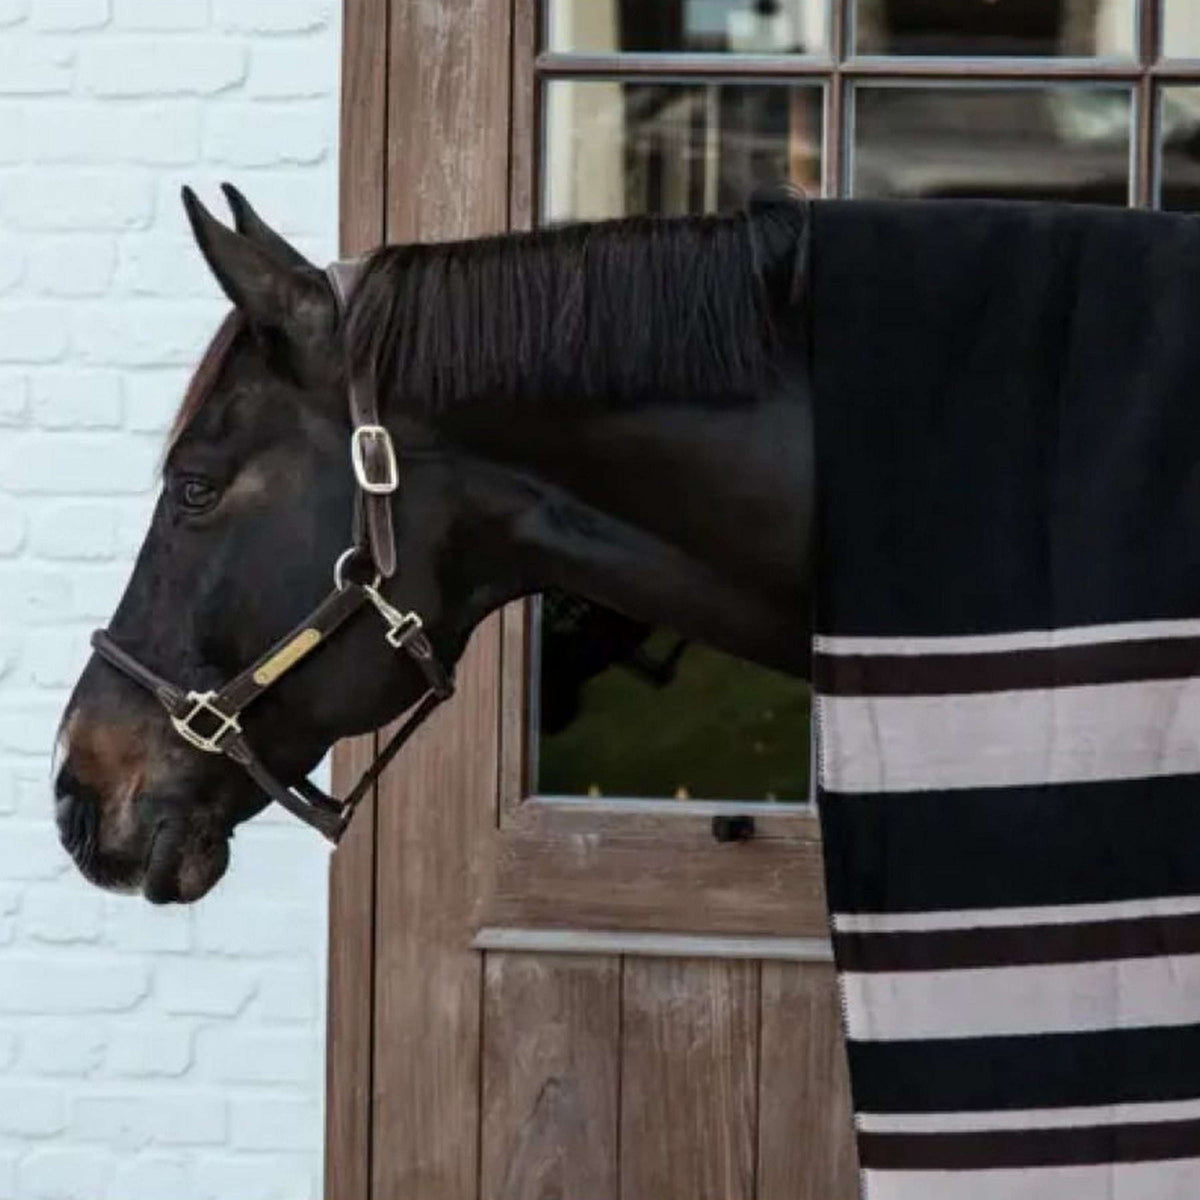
left=89, top=261, right=456, bottom=845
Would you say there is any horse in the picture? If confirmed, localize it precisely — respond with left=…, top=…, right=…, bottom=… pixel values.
left=53, top=183, right=817, bottom=902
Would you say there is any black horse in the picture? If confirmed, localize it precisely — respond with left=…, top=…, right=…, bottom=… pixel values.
left=54, top=184, right=816, bottom=902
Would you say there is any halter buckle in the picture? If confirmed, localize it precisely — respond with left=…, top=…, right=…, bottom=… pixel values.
left=351, top=425, right=398, bottom=495
left=363, top=584, right=426, bottom=650
left=171, top=690, right=241, bottom=755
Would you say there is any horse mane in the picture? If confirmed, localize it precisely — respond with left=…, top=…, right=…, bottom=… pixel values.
left=346, top=207, right=799, bottom=415
left=168, top=307, right=246, bottom=447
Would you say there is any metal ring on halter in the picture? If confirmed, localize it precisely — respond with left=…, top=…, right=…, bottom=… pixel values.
left=334, top=547, right=381, bottom=593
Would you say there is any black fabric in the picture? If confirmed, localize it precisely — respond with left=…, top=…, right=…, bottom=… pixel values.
left=811, top=199, right=1200, bottom=637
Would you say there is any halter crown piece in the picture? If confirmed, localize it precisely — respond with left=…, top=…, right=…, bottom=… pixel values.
left=88, top=261, right=456, bottom=844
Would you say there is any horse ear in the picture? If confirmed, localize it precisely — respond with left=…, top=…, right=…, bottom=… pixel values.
left=181, top=186, right=334, bottom=354
left=220, top=183, right=315, bottom=273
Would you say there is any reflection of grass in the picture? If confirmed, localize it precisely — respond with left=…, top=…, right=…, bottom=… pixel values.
left=538, top=630, right=811, bottom=801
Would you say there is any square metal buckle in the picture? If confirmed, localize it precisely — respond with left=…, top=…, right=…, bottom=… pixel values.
left=171, top=691, right=241, bottom=755
left=350, top=425, right=399, bottom=495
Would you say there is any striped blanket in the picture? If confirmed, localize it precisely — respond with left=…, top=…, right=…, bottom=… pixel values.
left=809, top=199, right=1200, bottom=1200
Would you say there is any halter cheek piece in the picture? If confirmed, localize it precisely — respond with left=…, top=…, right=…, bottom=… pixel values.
left=89, top=261, right=456, bottom=845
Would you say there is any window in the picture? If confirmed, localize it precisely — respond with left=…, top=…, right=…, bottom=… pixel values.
left=530, top=0, right=1199, bottom=803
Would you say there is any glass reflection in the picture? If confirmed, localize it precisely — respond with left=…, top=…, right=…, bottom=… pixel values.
left=547, top=0, right=828, bottom=55
left=1164, top=1, right=1200, bottom=58
left=1156, top=89, right=1200, bottom=211
left=545, top=81, right=822, bottom=221
left=853, top=86, right=1132, bottom=203
left=855, top=0, right=1135, bottom=57
left=538, top=81, right=818, bottom=802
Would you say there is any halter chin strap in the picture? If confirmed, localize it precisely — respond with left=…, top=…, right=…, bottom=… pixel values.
left=88, top=259, right=456, bottom=845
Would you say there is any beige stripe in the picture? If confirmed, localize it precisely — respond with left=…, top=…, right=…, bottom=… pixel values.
left=863, top=1159, right=1200, bottom=1200
left=818, top=678, right=1200, bottom=794
left=833, top=895, right=1200, bottom=935
left=843, top=953, right=1200, bottom=1042
left=815, top=617, right=1200, bottom=658
left=860, top=1098, right=1200, bottom=1135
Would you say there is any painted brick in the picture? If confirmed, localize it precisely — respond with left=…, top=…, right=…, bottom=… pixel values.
left=81, top=39, right=247, bottom=97
left=22, top=880, right=105, bottom=942
left=0, top=569, right=77, bottom=625
left=21, top=1020, right=107, bottom=1076
left=31, top=502, right=119, bottom=559
left=71, top=1092, right=226, bottom=1149
left=194, top=897, right=320, bottom=956
left=247, top=964, right=317, bottom=1023
left=0, top=0, right=29, bottom=26
left=19, top=1148, right=116, bottom=1199
left=0, top=43, right=73, bottom=94
left=0, top=957, right=150, bottom=1013
left=103, top=897, right=192, bottom=953
left=229, top=1097, right=318, bottom=1152
left=0, top=303, right=69, bottom=363
left=0, top=169, right=154, bottom=231
left=31, top=370, right=122, bottom=428
left=119, top=237, right=220, bottom=298
left=0, top=233, right=22, bottom=291
left=0, top=11, right=337, bottom=1194
left=204, top=102, right=330, bottom=166
left=112, top=0, right=206, bottom=29
left=106, top=1022, right=193, bottom=1077
left=196, top=1028, right=310, bottom=1085
left=0, top=495, right=25, bottom=555
left=0, top=1083, right=65, bottom=1135
left=27, top=236, right=117, bottom=297
left=214, top=0, right=332, bottom=33
left=33, top=102, right=203, bottom=167
left=0, top=822, right=67, bottom=879
left=194, top=1154, right=315, bottom=1200
left=247, top=37, right=337, bottom=99
left=73, top=300, right=220, bottom=367
left=0, top=373, right=28, bottom=426
left=106, top=1155, right=191, bottom=1200
left=155, top=959, right=256, bottom=1017
left=0, top=433, right=158, bottom=493
left=31, top=0, right=109, bottom=31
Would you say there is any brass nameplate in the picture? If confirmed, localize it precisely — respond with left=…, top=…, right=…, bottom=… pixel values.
left=253, top=628, right=322, bottom=687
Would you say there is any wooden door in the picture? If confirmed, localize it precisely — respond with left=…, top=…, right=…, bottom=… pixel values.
left=326, top=3, right=857, bottom=1197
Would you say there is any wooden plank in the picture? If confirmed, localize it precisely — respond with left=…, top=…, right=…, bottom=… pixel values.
left=369, top=2, right=512, bottom=1196
left=473, top=928, right=832, bottom=961
left=326, top=0, right=388, bottom=1195
left=758, top=961, right=859, bottom=1200
left=482, top=820, right=832, bottom=937
left=480, top=953, right=620, bottom=1200
left=620, top=958, right=758, bottom=1200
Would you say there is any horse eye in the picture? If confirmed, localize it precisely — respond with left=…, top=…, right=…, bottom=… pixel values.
left=173, top=475, right=219, bottom=514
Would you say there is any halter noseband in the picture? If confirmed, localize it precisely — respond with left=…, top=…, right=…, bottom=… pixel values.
left=89, top=260, right=456, bottom=845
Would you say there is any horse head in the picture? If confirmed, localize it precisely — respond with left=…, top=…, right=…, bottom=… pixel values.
left=54, top=187, right=465, bottom=902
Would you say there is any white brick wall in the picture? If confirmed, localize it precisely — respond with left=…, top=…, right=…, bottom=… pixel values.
left=0, top=3, right=341, bottom=1198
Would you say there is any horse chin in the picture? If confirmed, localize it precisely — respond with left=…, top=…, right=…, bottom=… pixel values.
left=141, top=819, right=231, bottom=905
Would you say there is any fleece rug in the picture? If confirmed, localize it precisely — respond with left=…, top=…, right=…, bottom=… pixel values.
left=809, top=198, right=1200, bottom=1200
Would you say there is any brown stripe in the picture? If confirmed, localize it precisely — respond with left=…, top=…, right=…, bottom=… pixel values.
left=858, top=1117, right=1200, bottom=1171
left=813, top=636, right=1200, bottom=696
left=835, top=912, right=1200, bottom=973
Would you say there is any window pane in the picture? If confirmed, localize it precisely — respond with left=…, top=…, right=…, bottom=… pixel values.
left=546, top=0, right=828, bottom=55
left=853, top=86, right=1133, bottom=204
left=538, top=80, right=818, bottom=802
left=1163, top=1, right=1200, bottom=57
left=854, top=0, right=1135, bottom=57
left=1157, top=89, right=1200, bottom=211
left=545, top=80, right=823, bottom=221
